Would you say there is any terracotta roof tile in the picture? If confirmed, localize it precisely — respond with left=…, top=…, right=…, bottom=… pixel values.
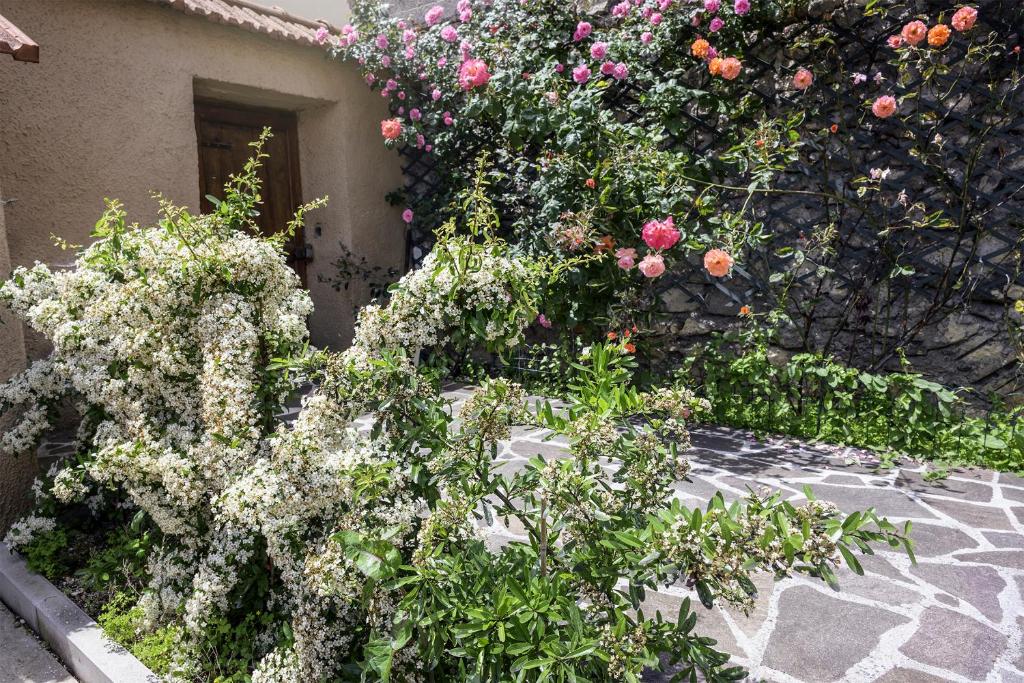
left=0, top=12, right=39, bottom=62
left=151, top=0, right=336, bottom=47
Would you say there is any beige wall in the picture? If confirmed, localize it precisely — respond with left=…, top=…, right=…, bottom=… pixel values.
left=0, top=175, right=35, bottom=530
left=0, top=0, right=404, bottom=357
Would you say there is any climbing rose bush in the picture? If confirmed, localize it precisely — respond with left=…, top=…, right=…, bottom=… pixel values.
left=2, top=153, right=912, bottom=681
left=328, top=0, right=809, bottom=334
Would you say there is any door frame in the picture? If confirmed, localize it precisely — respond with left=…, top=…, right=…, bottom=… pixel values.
left=194, top=99, right=306, bottom=281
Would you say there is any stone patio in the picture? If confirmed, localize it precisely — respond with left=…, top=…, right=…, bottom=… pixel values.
left=437, top=386, right=1024, bottom=683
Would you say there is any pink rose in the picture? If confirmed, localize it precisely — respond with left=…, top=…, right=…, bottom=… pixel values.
left=600, top=61, right=615, bottom=76
left=641, top=31, right=653, bottom=44
left=375, top=34, right=389, bottom=49
left=440, top=25, right=459, bottom=42
left=573, top=21, right=593, bottom=42
left=537, top=314, right=552, bottom=329
left=734, top=0, right=750, bottom=14
left=952, top=6, right=977, bottom=32
left=901, top=20, right=927, bottom=46
left=573, top=64, right=592, bottom=84
left=709, top=17, right=724, bottom=32
left=402, top=208, right=414, bottom=223
left=612, top=1, right=630, bottom=18
left=638, top=253, right=666, bottom=278
left=409, top=108, right=422, bottom=121
left=650, top=12, right=663, bottom=24
left=704, top=0, right=720, bottom=12
left=616, top=247, right=638, bottom=270
left=458, top=58, right=492, bottom=90
left=642, top=217, right=680, bottom=250
left=872, top=95, right=897, bottom=118
left=591, top=41, right=609, bottom=60
left=792, top=68, right=813, bottom=90
left=425, top=5, right=444, bottom=26
left=887, top=34, right=903, bottom=48
left=314, top=26, right=329, bottom=45
left=612, top=62, right=629, bottom=80
left=403, top=29, right=416, bottom=44
left=432, top=88, right=442, bottom=100
left=555, top=63, right=565, bottom=73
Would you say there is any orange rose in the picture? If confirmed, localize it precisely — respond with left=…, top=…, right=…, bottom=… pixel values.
left=708, top=57, right=723, bottom=76
left=703, top=248, right=734, bottom=277
left=691, top=38, right=710, bottom=59
left=901, top=20, right=927, bottom=46
left=607, top=331, right=618, bottom=340
left=739, top=305, right=751, bottom=316
left=720, top=57, right=742, bottom=80
left=927, top=24, right=951, bottom=47
left=624, top=342, right=636, bottom=354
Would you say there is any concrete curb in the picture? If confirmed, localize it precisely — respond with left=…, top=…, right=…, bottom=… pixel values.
left=0, top=542, right=158, bottom=683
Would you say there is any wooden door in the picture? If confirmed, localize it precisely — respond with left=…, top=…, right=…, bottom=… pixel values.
left=195, top=100, right=308, bottom=283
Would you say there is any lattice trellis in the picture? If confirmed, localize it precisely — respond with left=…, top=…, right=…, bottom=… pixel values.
left=398, top=0, right=1024, bottom=396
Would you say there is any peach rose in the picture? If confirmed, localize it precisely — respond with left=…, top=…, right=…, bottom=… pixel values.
left=872, top=95, right=898, bottom=119
left=887, top=35, right=903, bottom=48
left=708, top=57, right=723, bottom=76
left=792, top=68, right=813, bottom=90
left=703, top=248, right=733, bottom=277
left=691, top=38, right=710, bottom=59
left=927, top=24, right=951, bottom=47
left=720, top=57, right=742, bottom=80
left=381, top=118, right=403, bottom=140
left=951, top=6, right=977, bottom=32
left=638, top=253, right=666, bottom=278
left=901, top=20, right=927, bottom=46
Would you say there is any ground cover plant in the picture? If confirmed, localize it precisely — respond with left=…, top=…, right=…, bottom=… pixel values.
left=1, top=142, right=914, bottom=682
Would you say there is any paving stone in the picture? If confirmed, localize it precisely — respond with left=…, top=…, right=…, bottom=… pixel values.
left=1002, top=487, right=1024, bottom=504
left=717, top=571, right=775, bottom=641
left=999, top=472, right=1024, bottom=487
left=895, top=470, right=994, bottom=502
left=507, top=440, right=569, bottom=459
left=899, top=608, right=1006, bottom=680
left=953, top=550, right=1024, bottom=570
left=857, top=553, right=908, bottom=582
left=832, top=565, right=922, bottom=605
left=904, top=522, right=979, bottom=557
left=790, top=482, right=936, bottom=519
left=909, top=563, right=1005, bottom=620
left=924, top=497, right=1014, bottom=530
left=761, top=586, right=909, bottom=681
left=983, top=531, right=1024, bottom=548
left=1017, top=616, right=1024, bottom=671
left=873, top=667, right=955, bottom=682
left=639, top=591, right=742, bottom=656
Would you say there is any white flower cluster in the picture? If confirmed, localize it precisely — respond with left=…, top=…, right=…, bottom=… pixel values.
left=3, top=513, right=56, bottom=551
left=1, top=203, right=540, bottom=679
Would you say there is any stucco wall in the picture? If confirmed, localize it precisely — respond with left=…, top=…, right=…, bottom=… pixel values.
left=0, top=175, right=34, bottom=531
left=0, top=0, right=404, bottom=357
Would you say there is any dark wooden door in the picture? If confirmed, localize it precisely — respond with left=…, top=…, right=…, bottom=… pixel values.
left=195, top=100, right=307, bottom=283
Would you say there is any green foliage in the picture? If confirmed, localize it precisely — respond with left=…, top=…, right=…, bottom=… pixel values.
left=684, top=337, right=1024, bottom=473
left=21, top=527, right=68, bottom=580
left=98, top=592, right=177, bottom=676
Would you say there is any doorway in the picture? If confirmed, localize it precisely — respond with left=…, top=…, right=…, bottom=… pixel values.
left=194, top=100, right=309, bottom=282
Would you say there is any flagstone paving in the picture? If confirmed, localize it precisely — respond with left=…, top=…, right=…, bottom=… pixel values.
left=436, top=386, right=1024, bottom=683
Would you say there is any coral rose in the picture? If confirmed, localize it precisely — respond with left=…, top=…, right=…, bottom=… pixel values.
left=887, top=35, right=903, bottom=48
left=952, top=6, right=977, bottom=32
left=927, top=24, right=951, bottom=47
left=793, top=68, right=813, bottom=90
left=458, top=58, right=491, bottom=90
left=641, top=217, right=680, bottom=251
left=638, top=253, right=666, bottom=278
left=901, top=20, right=927, bottom=46
left=872, top=95, right=898, bottom=119
left=720, top=57, right=742, bottom=80
left=691, top=38, right=710, bottom=59
left=381, top=118, right=403, bottom=140
left=703, top=248, right=733, bottom=277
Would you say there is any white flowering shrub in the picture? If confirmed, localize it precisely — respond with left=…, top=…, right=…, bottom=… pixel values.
left=2, top=147, right=912, bottom=682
